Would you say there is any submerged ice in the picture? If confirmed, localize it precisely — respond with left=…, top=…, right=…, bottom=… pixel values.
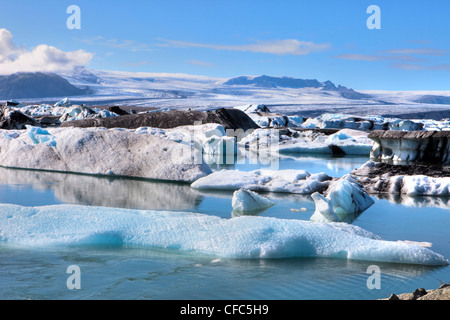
left=0, top=203, right=446, bottom=266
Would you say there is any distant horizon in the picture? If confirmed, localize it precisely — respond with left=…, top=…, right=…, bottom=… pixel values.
left=2, top=68, right=450, bottom=95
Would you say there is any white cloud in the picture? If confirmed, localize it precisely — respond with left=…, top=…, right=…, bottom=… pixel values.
left=159, top=38, right=330, bottom=55
left=188, top=59, right=214, bottom=67
left=0, top=28, right=93, bottom=75
left=381, top=48, right=448, bottom=56
left=76, top=36, right=152, bottom=52
left=393, top=63, right=450, bottom=71
left=335, top=53, right=422, bottom=62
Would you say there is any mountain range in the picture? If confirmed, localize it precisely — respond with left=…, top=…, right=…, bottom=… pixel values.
left=0, top=72, right=89, bottom=100
left=0, top=71, right=449, bottom=115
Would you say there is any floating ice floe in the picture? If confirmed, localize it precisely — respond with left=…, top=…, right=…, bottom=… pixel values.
left=0, top=203, right=446, bottom=265
left=277, top=129, right=373, bottom=156
left=310, top=175, right=375, bottom=223
left=0, top=126, right=211, bottom=183
left=231, top=189, right=275, bottom=214
left=191, top=169, right=332, bottom=194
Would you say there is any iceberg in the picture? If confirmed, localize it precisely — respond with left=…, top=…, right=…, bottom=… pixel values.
left=232, top=189, right=275, bottom=213
left=368, top=130, right=450, bottom=164
left=310, top=175, right=375, bottom=223
left=278, top=129, right=373, bottom=156
left=0, top=203, right=446, bottom=265
left=0, top=127, right=212, bottom=183
left=191, top=169, right=332, bottom=194
left=310, top=193, right=340, bottom=223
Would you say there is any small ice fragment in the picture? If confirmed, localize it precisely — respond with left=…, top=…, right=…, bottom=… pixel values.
left=232, top=189, right=275, bottom=213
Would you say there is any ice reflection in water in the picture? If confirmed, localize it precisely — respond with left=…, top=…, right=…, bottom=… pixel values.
left=0, top=167, right=203, bottom=211
left=375, top=193, right=450, bottom=210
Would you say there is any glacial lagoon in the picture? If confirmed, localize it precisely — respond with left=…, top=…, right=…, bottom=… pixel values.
left=0, top=155, right=448, bottom=300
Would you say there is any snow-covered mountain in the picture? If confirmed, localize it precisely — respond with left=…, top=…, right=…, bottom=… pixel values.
left=2, top=68, right=450, bottom=118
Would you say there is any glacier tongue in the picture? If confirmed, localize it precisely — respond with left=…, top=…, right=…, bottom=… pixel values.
left=0, top=203, right=447, bottom=266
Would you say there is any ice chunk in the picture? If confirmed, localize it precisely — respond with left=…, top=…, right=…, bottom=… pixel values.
left=0, top=203, right=446, bottom=265
left=234, top=104, right=270, bottom=113
left=54, top=98, right=72, bottom=108
left=401, top=175, right=450, bottom=196
left=310, top=193, right=340, bottom=223
left=286, top=115, right=304, bottom=127
left=310, top=175, right=374, bottom=223
left=191, top=169, right=331, bottom=194
left=324, top=131, right=353, bottom=144
left=232, top=189, right=275, bottom=213
left=327, top=175, right=375, bottom=215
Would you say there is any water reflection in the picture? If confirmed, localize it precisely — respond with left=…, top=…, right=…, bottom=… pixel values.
left=0, top=167, right=203, bottom=211
left=375, top=194, right=450, bottom=210
left=212, top=153, right=368, bottom=178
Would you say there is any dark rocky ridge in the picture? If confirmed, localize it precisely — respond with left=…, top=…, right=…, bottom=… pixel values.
left=0, top=105, right=37, bottom=129
left=61, top=108, right=260, bottom=131
left=368, top=130, right=450, bottom=140
left=380, top=283, right=450, bottom=300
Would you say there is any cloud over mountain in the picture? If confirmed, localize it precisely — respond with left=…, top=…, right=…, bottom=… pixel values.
left=0, top=29, right=93, bottom=76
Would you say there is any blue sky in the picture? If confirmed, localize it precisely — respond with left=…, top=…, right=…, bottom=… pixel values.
left=0, top=0, right=449, bottom=90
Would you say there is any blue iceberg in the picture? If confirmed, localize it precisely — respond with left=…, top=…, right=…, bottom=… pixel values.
left=0, top=203, right=447, bottom=266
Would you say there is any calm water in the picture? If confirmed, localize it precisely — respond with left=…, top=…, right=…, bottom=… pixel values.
left=0, top=155, right=448, bottom=300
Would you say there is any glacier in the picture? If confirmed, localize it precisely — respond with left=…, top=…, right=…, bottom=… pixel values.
left=0, top=203, right=446, bottom=265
